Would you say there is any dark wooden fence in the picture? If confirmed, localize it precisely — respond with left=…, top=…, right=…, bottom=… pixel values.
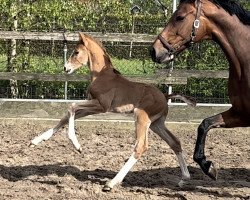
left=0, top=31, right=229, bottom=102
left=0, top=71, right=187, bottom=85
left=0, top=69, right=229, bottom=83
left=0, top=31, right=155, bottom=42
left=0, top=30, right=229, bottom=83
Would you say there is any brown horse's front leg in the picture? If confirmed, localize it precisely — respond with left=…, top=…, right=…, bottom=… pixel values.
left=193, top=113, right=223, bottom=180
left=193, top=108, right=248, bottom=180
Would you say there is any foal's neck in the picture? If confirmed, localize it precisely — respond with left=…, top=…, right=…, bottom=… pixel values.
left=88, top=50, right=113, bottom=81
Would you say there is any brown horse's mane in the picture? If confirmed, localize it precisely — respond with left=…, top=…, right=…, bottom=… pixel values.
left=180, top=0, right=250, bottom=25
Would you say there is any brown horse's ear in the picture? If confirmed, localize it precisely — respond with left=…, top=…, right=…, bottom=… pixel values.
left=79, top=32, right=88, bottom=46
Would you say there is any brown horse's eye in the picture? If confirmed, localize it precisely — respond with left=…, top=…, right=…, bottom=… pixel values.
left=74, top=51, right=79, bottom=55
left=176, top=16, right=185, bottom=21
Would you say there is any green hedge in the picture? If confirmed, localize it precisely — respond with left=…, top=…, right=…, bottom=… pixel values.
left=0, top=0, right=249, bottom=102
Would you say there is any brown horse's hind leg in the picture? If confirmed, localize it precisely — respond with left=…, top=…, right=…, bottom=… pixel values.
left=150, top=116, right=190, bottom=187
left=193, top=108, right=249, bottom=180
left=103, top=108, right=151, bottom=192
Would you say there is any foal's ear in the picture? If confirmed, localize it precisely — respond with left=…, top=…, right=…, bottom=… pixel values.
left=79, top=32, right=88, bottom=46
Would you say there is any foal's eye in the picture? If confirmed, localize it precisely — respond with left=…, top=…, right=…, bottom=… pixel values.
left=176, top=16, right=185, bottom=21
left=74, top=51, right=79, bottom=55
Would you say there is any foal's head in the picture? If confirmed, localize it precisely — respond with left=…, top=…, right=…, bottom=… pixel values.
left=64, top=32, right=112, bottom=74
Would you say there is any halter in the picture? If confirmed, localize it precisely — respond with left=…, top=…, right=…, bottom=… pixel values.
left=158, top=0, right=202, bottom=55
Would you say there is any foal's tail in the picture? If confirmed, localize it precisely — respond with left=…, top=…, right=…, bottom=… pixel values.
left=165, top=93, right=196, bottom=107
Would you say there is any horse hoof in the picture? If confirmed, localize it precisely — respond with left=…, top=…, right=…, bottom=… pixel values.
left=102, top=185, right=112, bottom=192
left=178, top=179, right=185, bottom=188
left=178, top=176, right=191, bottom=188
left=76, top=147, right=82, bottom=153
left=29, top=143, right=35, bottom=148
left=208, top=162, right=218, bottom=180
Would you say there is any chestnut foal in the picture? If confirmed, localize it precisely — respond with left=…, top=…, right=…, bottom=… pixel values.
left=31, top=33, right=195, bottom=191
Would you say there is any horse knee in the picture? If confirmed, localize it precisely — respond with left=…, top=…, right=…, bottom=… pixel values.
left=134, top=144, right=148, bottom=159
left=68, top=103, right=76, bottom=115
left=198, top=120, right=208, bottom=134
left=198, top=116, right=220, bottom=134
left=171, top=138, right=182, bottom=154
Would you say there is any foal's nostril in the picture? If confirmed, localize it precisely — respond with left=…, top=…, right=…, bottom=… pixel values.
left=64, top=66, right=71, bottom=73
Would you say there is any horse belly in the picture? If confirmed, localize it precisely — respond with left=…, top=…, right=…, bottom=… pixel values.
left=228, top=78, right=250, bottom=115
left=113, top=104, right=135, bottom=113
left=230, top=94, right=250, bottom=116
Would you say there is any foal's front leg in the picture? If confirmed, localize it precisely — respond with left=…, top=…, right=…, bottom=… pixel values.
left=30, top=99, right=104, bottom=150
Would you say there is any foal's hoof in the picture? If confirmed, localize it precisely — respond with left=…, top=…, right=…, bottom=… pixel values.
left=29, top=142, right=35, bottom=148
left=207, top=162, right=218, bottom=180
left=76, top=147, right=82, bottom=153
left=102, top=185, right=112, bottom=192
left=178, top=179, right=186, bottom=188
left=178, top=175, right=191, bottom=188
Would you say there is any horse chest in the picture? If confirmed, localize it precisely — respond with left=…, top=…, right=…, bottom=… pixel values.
left=88, top=81, right=113, bottom=98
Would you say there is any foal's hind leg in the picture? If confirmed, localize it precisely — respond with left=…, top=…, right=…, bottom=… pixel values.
left=30, top=100, right=104, bottom=150
left=150, top=116, right=190, bottom=187
left=103, top=108, right=151, bottom=191
left=193, top=108, right=249, bottom=180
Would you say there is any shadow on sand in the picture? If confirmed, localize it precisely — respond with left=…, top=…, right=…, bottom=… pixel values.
left=0, top=164, right=249, bottom=199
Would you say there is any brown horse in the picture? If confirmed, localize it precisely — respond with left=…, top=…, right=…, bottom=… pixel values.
left=31, top=33, right=196, bottom=191
left=151, top=0, right=250, bottom=180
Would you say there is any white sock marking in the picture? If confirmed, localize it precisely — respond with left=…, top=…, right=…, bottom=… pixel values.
left=31, top=128, right=54, bottom=145
left=176, top=152, right=190, bottom=180
left=68, top=113, right=81, bottom=150
left=106, top=153, right=138, bottom=189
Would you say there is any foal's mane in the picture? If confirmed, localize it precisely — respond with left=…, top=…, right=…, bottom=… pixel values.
left=84, top=34, right=109, bottom=56
left=180, top=0, right=250, bottom=25
left=84, top=34, right=121, bottom=74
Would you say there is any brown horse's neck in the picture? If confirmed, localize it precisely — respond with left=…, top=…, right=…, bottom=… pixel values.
left=88, top=49, right=113, bottom=82
left=209, top=14, right=250, bottom=80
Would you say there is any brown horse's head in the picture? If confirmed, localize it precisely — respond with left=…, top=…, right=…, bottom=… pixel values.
left=150, top=0, right=212, bottom=64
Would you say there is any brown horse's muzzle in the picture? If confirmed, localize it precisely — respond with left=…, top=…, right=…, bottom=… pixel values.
left=150, top=45, right=174, bottom=64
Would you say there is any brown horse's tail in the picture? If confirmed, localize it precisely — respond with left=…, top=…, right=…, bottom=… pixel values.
left=165, top=93, right=196, bottom=107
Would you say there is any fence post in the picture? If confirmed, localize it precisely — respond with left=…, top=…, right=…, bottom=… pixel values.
left=168, top=0, right=179, bottom=104
left=63, top=34, right=68, bottom=100
left=129, top=5, right=141, bottom=58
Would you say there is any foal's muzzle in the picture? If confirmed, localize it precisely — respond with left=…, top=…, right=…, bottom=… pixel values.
left=64, top=63, right=75, bottom=74
left=64, top=67, right=71, bottom=73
